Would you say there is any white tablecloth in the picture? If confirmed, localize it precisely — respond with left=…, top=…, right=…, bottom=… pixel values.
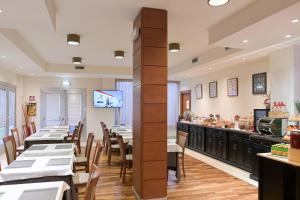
left=0, top=144, right=74, bottom=182
left=25, top=132, right=68, bottom=142
left=0, top=181, right=70, bottom=200
left=38, top=129, right=69, bottom=133
left=44, top=125, right=70, bottom=129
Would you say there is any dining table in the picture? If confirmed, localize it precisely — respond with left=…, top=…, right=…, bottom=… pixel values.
left=113, top=126, right=182, bottom=182
left=0, top=181, right=70, bottom=200
left=0, top=143, right=77, bottom=200
left=24, top=129, right=69, bottom=150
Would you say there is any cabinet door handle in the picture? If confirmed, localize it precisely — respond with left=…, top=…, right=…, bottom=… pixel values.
left=248, top=148, right=252, bottom=154
left=233, top=144, right=237, bottom=150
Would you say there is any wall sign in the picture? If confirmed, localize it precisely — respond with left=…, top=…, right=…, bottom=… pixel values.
left=29, top=96, right=35, bottom=102
left=195, top=83, right=203, bottom=99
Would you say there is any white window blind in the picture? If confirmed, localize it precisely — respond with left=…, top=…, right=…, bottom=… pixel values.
left=8, top=91, right=15, bottom=130
left=46, top=93, right=61, bottom=126
left=0, top=89, right=6, bottom=140
left=115, top=80, right=133, bottom=126
left=67, top=93, right=82, bottom=126
left=168, top=82, right=179, bottom=126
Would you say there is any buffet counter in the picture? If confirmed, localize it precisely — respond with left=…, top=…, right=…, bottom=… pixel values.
left=258, top=153, right=300, bottom=200
left=177, top=121, right=286, bottom=180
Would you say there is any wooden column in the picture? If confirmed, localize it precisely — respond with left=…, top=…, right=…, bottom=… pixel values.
left=132, top=7, right=168, bottom=199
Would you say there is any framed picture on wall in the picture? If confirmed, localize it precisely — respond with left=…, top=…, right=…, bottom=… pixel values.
left=195, top=84, right=203, bottom=99
left=252, top=72, right=267, bottom=95
left=227, top=78, right=238, bottom=97
left=209, top=81, right=217, bottom=98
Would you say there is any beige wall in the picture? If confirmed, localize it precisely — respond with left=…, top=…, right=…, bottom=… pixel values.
left=22, top=76, right=116, bottom=140
left=180, top=57, right=270, bottom=120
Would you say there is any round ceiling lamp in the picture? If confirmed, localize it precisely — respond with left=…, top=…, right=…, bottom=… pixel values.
left=169, top=43, right=180, bottom=53
left=72, top=57, right=82, bottom=64
left=114, top=50, right=124, bottom=59
left=67, top=34, right=80, bottom=46
left=208, top=0, right=230, bottom=6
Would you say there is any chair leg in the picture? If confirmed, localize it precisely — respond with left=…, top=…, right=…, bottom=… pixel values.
left=182, top=153, right=185, bottom=178
left=77, top=141, right=81, bottom=154
left=120, top=162, right=123, bottom=177
left=122, top=165, right=126, bottom=184
left=86, top=163, right=89, bottom=173
left=108, top=149, right=112, bottom=166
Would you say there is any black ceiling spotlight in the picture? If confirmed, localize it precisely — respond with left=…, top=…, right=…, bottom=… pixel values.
left=114, top=50, right=124, bottom=59
left=67, top=34, right=80, bottom=46
left=208, top=0, right=230, bottom=6
left=169, top=43, right=180, bottom=53
left=72, top=57, right=82, bottom=64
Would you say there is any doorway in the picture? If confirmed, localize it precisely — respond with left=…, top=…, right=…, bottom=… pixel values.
left=180, top=90, right=191, bottom=115
left=40, top=88, right=87, bottom=137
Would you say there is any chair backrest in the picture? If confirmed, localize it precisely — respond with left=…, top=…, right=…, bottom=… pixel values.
left=30, top=122, right=36, bottom=133
left=3, top=135, right=16, bottom=165
left=177, top=131, right=188, bottom=152
left=92, top=142, right=103, bottom=166
left=117, top=135, right=127, bottom=163
left=22, top=125, right=30, bottom=138
left=78, top=123, right=84, bottom=141
left=85, top=133, right=95, bottom=163
left=10, top=128, right=20, bottom=147
left=103, top=128, right=111, bottom=147
left=71, top=128, right=78, bottom=143
left=84, top=164, right=101, bottom=200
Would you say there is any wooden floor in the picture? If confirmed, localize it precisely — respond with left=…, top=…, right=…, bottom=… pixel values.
left=79, top=151, right=258, bottom=200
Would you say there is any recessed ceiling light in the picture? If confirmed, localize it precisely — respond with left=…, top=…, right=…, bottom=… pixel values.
left=114, top=50, right=124, bottom=59
left=0, top=10, right=3, bottom=13
left=30, top=73, right=35, bottom=76
left=72, top=57, right=82, bottom=64
left=242, top=57, right=247, bottom=60
left=285, top=34, right=292, bottom=38
left=208, top=0, right=230, bottom=7
left=62, top=81, right=71, bottom=86
left=292, top=19, right=299, bottom=23
left=67, top=34, right=80, bottom=46
left=242, top=40, right=249, bottom=43
left=169, top=43, right=180, bottom=53
left=208, top=67, right=212, bottom=70
left=2, top=55, right=6, bottom=58
left=19, top=66, right=24, bottom=69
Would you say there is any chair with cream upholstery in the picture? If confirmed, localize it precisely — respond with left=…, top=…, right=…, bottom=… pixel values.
left=10, top=128, right=24, bottom=154
left=73, top=141, right=102, bottom=189
left=117, top=135, right=132, bottom=184
left=83, top=164, right=101, bottom=200
left=30, top=121, right=36, bottom=134
left=22, top=125, right=30, bottom=138
left=74, top=132, right=94, bottom=172
left=104, top=128, right=119, bottom=166
left=3, top=135, right=16, bottom=165
left=177, top=131, right=188, bottom=177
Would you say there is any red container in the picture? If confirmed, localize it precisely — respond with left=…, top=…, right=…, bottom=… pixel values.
left=290, top=132, right=300, bottom=149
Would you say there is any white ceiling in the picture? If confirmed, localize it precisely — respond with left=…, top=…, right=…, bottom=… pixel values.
left=0, top=0, right=299, bottom=79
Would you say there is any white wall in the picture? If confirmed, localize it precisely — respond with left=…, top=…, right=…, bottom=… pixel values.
left=180, top=57, right=270, bottom=120
left=22, top=76, right=116, bottom=140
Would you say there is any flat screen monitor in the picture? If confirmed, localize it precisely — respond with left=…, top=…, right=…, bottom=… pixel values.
left=93, top=90, right=123, bottom=108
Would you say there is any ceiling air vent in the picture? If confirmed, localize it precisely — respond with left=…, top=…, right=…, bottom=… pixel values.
left=75, top=66, right=85, bottom=70
left=192, top=57, right=198, bottom=64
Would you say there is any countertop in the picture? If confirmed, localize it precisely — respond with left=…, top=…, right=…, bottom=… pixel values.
left=178, top=120, right=287, bottom=143
left=258, top=153, right=300, bottom=168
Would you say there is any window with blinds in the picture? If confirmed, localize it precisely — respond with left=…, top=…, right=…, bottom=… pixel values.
left=67, top=92, right=82, bottom=126
left=0, top=83, right=16, bottom=143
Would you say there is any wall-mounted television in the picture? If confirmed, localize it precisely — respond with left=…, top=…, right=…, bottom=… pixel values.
left=93, top=90, right=123, bottom=108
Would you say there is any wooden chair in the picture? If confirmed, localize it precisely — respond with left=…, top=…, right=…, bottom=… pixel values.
left=76, top=123, right=84, bottom=154
left=104, top=128, right=119, bottom=166
left=10, top=128, right=24, bottom=154
left=177, top=131, right=188, bottom=177
left=3, top=135, right=16, bottom=165
left=30, top=121, right=36, bottom=134
left=74, top=132, right=94, bottom=172
left=22, top=125, right=30, bottom=138
left=73, top=142, right=103, bottom=188
left=117, top=135, right=132, bottom=183
left=83, top=164, right=101, bottom=200
left=100, top=122, right=117, bottom=153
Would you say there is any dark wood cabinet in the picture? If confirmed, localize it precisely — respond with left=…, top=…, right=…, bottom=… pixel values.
left=215, top=130, right=227, bottom=160
left=206, top=128, right=216, bottom=155
left=229, top=136, right=243, bottom=165
left=187, top=124, right=204, bottom=152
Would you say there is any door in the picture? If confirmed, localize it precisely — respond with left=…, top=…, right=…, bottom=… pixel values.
left=180, top=90, right=191, bottom=115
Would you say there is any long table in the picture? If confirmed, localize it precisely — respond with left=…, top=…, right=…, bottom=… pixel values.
left=0, top=143, right=77, bottom=200
left=24, top=130, right=69, bottom=150
left=0, top=181, right=69, bottom=200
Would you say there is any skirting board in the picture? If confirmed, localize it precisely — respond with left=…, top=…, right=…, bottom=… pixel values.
left=185, top=149, right=258, bottom=187
left=132, top=186, right=167, bottom=200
